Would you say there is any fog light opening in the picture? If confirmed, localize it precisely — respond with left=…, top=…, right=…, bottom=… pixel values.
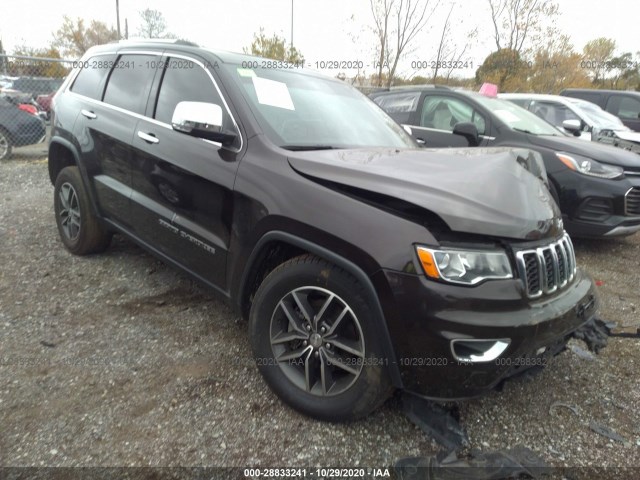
left=451, top=339, right=510, bottom=363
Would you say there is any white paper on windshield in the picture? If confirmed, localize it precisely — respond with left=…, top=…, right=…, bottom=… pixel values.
left=237, top=68, right=256, bottom=77
left=494, top=109, right=521, bottom=123
left=252, top=76, right=295, bottom=110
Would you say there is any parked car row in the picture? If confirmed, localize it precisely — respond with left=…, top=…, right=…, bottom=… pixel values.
left=0, top=95, right=46, bottom=160
left=371, top=86, right=640, bottom=238
left=48, top=40, right=599, bottom=422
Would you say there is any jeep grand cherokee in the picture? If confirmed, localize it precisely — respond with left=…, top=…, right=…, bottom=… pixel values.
left=48, top=40, right=598, bottom=421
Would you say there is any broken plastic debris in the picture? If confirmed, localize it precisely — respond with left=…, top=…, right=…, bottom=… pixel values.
left=589, top=421, right=632, bottom=447
left=402, top=394, right=469, bottom=452
left=549, top=401, right=580, bottom=417
left=395, top=445, right=552, bottom=480
left=568, top=344, right=596, bottom=361
left=572, top=317, right=611, bottom=353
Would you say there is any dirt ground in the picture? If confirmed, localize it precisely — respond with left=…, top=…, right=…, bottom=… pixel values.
left=0, top=154, right=638, bottom=478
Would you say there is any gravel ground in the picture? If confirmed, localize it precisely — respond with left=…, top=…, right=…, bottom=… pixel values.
left=0, top=155, right=639, bottom=477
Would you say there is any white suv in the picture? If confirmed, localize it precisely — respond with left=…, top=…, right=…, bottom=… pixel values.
left=501, top=93, right=640, bottom=153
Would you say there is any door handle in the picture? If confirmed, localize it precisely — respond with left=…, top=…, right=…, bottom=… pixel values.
left=415, top=137, right=426, bottom=145
left=81, top=109, right=97, bottom=119
left=137, top=131, right=159, bottom=144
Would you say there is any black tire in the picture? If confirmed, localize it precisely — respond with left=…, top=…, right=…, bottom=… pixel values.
left=0, top=127, right=12, bottom=161
left=249, top=254, right=393, bottom=421
left=53, top=166, right=112, bottom=255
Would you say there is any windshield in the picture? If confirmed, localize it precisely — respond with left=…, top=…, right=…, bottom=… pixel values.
left=574, top=102, right=628, bottom=130
left=224, top=65, right=415, bottom=149
left=474, top=95, right=561, bottom=135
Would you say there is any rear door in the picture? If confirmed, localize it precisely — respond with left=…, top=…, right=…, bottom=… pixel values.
left=129, top=55, right=242, bottom=290
left=71, top=52, right=159, bottom=228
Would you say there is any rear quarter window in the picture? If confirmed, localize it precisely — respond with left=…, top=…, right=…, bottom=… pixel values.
left=70, top=54, right=117, bottom=100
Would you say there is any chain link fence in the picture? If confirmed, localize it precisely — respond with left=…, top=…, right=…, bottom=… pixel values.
left=0, top=54, right=76, bottom=160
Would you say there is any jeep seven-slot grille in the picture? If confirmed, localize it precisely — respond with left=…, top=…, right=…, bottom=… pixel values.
left=625, top=187, right=640, bottom=215
left=515, top=234, right=576, bottom=298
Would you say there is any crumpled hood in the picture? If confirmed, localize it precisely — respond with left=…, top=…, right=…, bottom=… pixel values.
left=613, top=130, right=640, bottom=144
left=289, top=147, right=563, bottom=240
left=527, top=134, right=640, bottom=168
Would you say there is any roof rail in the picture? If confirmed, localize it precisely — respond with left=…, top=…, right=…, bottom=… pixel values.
left=389, top=84, right=451, bottom=90
left=115, top=38, right=199, bottom=47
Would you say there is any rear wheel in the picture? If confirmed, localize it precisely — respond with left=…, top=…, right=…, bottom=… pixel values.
left=249, top=255, right=392, bottom=421
left=0, top=128, right=12, bottom=161
left=54, top=166, right=112, bottom=255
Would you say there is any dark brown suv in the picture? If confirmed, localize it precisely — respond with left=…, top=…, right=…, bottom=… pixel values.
left=48, top=40, right=597, bottom=420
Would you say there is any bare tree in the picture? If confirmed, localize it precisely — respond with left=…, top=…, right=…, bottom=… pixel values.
left=369, top=0, right=393, bottom=86
left=137, top=9, right=175, bottom=39
left=484, top=0, right=558, bottom=89
left=488, top=0, right=558, bottom=54
left=431, top=1, right=476, bottom=82
left=369, top=0, right=440, bottom=87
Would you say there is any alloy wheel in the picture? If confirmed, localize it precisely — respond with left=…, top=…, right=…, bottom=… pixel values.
left=269, top=286, right=365, bottom=396
left=58, top=182, right=81, bottom=241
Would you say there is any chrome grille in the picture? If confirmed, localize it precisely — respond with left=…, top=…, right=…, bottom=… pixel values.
left=515, top=234, right=576, bottom=298
left=625, top=187, right=640, bottom=215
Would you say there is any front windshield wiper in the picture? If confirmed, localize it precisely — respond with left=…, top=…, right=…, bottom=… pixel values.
left=279, top=145, right=338, bottom=151
left=512, top=127, right=536, bottom=135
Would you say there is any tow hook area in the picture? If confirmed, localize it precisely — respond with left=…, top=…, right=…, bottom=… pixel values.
left=575, top=294, right=597, bottom=319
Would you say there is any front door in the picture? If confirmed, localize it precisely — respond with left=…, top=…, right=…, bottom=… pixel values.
left=129, top=56, right=242, bottom=290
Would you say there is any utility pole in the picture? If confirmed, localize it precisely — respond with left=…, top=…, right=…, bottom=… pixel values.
left=116, top=0, right=121, bottom=39
left=290, top=0, right=294, bottom=49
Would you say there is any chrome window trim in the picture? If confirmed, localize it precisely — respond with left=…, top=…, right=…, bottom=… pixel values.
left=65, top=50, right=243, bottom=153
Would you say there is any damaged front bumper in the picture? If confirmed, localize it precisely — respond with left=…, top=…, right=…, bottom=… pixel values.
left=377, top=267, right=598, bottom=400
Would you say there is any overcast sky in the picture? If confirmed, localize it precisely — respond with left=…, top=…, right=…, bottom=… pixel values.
left=1, top=0, right=638, bottom=78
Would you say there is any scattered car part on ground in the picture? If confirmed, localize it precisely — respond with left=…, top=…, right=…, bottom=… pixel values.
left=395, top=446, right=552, bottom=480
left=589, top=421, right=632, bottom=447
left=402, top=394, right=470, bottom=452
left=371, top=86, right=640, bottom=238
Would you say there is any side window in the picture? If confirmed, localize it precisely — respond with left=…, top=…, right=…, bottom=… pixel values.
left=531, top=101, right=578, bottom=126
left=70, top=54, right=117, bottom=100
left=154, top=58, right=225, bottom=125
left=610, top=96, right=640, bottom=120
left=373, top=92, right=420, bottom=124
left=103, top=55, right=157, bottom=114
left=420, top=96, right=486, bottom=135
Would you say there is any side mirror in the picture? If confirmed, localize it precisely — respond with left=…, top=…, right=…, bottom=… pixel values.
left=562, top=119, right=582, bottom=136
left=172, top=101, right=236, bottom=145
left=452, top=122, right=479, bottom=147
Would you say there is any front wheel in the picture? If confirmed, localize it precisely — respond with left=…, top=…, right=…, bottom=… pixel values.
left=249, top=255, right=392, bottom=421
left=54, top=166, right=112, bottom=255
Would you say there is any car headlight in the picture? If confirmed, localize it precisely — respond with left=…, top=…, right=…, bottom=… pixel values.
left=555, top=152, right=623, bottom=179
left=416, top=246, right=513, bottom=285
